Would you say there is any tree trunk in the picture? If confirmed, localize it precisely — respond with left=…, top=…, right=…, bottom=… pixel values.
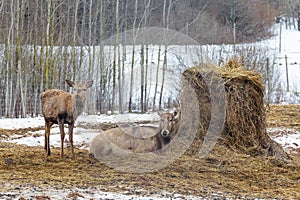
left=112, top=0, right=120, bottom=114
left=298, top=16, right=300, bottom=31
left=140, top=44, right=145, bottom=113
left=120, top=0, right=128, bottom=114
left=159, top=0, right=172, bottom=110
left=72, top=0, right=80, bottom=81
left=45, top=0, right=52, bottom=89
left=143, top=0, right=151, bottom=112
left=128, top=0, right=138, bottom=113
left=153, top=45, right=161, bottom=111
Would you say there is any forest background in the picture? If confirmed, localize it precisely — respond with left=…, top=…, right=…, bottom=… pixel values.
left=0, top=0, right=299, bottom=118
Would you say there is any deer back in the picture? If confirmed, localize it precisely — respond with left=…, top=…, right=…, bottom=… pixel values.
left=41, top=89, right=74, bottom=122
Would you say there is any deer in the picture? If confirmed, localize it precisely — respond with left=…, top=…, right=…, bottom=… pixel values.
left=40, top=79, right=93, bottom=159
left=90, top=108, right=181, bottom=158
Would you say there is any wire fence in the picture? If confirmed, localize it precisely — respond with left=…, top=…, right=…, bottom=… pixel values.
left=1, top=43, right=299, bottom=118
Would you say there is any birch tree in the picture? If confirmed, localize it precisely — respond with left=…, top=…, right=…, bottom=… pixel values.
left=72, top=0, right=80, bottom=82
left=4, top=0, right=15, bottom=117
left=88, top=0, right=94, bottom=79
left=128, top=0, right=138, bottom=113
left=86, top=0, right=95, bottom=114
left=139, top=0, right=152, bottom=113
left=13, top=0, right=21, bottom=117
left=121, top=0, right=128, bottom=114
left=140, top=40, right=145, bottom=113
left=143, top=0, right=151, bottom=112
left=112, top=0, right=120, bottom=113
left=153, top=44, right=161, bottom=111
left=159, top=0, right=172, bottom=110
left=45, top=0, right=52, bottom=89
left=0, top=1, right=4, bottom=116
left=98, top=0, right=106, bottom=114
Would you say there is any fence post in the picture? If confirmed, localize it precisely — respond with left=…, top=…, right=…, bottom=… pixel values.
left=266, top=57, right=270, bottom=105
left=279, top=21, right=282, bottom=53
left=285, top=55, right=290, bottom=92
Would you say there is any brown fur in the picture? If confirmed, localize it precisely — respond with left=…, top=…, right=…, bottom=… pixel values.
left=41, top=80, right=93, bottom=159
left=90, top=109, right=180, bottom=158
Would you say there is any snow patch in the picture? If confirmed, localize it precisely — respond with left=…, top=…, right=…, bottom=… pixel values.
left=268, top=128, right=300, bottom=154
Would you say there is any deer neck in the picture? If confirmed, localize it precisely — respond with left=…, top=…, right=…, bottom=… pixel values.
left=72, top=95, right=85, bottom=119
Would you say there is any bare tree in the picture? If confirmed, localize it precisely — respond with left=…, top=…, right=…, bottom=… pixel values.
left=98, top=0, right=106, bottom=114
left=112, top=0, right=120, bottom=113
left=159, top=0, right=172, bottom=110
left=128, top=0, right=138, bottom=113
left=4, top=0, right=15, bottom=117
left=140, top=40, right=145, bottom=113
left=153, top=44, right=161, bottom=111
left=0, top=0, right=283, bottom=117
left=281, top=0, right=300, bottom=30
left=45, top=0, right=52, bottom=89
left=121, top=0, right=128, bottom=114
left=143, top=0, right=152, bottom=112
left=71, top=0, right=80, bottom=81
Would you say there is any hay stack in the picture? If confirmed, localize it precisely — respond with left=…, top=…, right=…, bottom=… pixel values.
left=183, top=58, right=289, bottom=161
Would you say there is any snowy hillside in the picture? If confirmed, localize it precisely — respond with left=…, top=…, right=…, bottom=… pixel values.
left=267, top=25, right=300, bottom=103
left=107, top=25, right=300, bottom=107
left=201, top=24, right=300, bottom=104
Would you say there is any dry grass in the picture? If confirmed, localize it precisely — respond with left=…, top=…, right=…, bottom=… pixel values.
left=267, top=104, right=300, bottom=132
left=1, top=103, right=300, bottom=199
left=0, top=127, right=44, bottom=139
left=0, top=140, right=300, bottom=199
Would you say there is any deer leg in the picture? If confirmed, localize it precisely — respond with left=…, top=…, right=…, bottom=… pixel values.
left=69, top=123, right=75, bottom=159
left=44, top=123, right=47, bottom=151
left=58, top=119, right=65, bottom=159
left=45, top=122, right=53, bottom=156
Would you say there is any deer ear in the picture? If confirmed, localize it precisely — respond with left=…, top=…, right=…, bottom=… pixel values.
left=173, top=108, right=180, bottom=120
left=86, top=80, right=93, bottom=88
left=66, top=79, right=75, bottom=87
left=157, top=110, right=163, bottom=117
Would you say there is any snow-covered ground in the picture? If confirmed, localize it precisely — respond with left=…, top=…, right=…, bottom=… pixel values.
left=0, top=113, right=160, bottom=150
left=266, top=24, right=300, bottom=103
left=0, top=184, right=205, bottom=200
left=1, top=113, right=300, bottom=154
left=1, top=112, right=299, bottom=199
left=267, top=128, right=300, bottom=154
left=0, top=113, right=234, bottom=199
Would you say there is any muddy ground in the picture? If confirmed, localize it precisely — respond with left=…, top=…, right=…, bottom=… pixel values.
left=0, top=104, right=300, bottom=199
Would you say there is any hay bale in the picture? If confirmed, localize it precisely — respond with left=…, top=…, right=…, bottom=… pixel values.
left=182, top=59, right=289, bottom=161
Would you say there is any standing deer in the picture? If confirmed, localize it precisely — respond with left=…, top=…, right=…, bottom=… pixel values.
left=41, top=79, right=93, bottom=158
left=90, top=108, right=181, bottom=158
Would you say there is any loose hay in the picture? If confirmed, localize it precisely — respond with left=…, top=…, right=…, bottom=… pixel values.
left=1, top=141, right=300, bottom=199
left=1, top=105, right=300, bottom=198
left=267, top=104, right=300, bottom=131
left=183, top=58, right=289, bottom=161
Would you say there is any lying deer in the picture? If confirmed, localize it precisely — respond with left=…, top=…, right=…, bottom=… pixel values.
left=90, top=108, right=181, bottom=158
left=41, top=79, right=93, bottom=158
